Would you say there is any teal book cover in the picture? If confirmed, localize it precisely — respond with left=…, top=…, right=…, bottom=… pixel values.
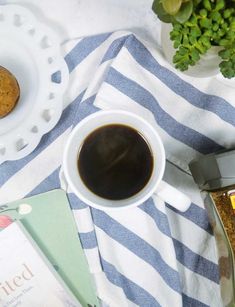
left=0, top=189, right=99, bottom=307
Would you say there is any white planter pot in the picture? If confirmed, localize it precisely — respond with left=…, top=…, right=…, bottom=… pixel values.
left=161, top=23, right=222, bottom=78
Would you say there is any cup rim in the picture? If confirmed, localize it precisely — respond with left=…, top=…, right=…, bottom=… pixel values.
left=63, top=109, right=166, bottom=210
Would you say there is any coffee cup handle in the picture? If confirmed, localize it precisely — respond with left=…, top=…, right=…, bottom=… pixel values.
left=154, top=180, right=191, bottom=212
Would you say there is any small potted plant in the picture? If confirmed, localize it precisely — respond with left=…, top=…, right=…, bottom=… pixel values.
left=152, top=0, right=235, bottom=78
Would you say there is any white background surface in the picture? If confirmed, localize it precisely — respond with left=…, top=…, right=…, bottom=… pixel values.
left=2, top=0, right=162, bottom=46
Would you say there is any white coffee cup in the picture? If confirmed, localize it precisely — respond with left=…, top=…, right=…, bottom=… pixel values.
left=63, top=110, right=191, bottom=211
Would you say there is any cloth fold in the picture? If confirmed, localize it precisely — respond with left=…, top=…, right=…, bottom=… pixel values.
left=1, top=30, right=234, bottom=306
left=61, top=31, right=229, bottom=306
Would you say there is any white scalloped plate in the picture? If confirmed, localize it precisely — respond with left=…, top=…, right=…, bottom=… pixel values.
left=0, top=5, right=69, bottom=163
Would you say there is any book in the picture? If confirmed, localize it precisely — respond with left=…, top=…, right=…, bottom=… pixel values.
left=0, top=221, right=81, bottom=307
left=0, top=190, right=99, bottom=307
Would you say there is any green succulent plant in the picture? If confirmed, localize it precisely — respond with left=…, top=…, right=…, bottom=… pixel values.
left=152, top=0, right=194, bottom=23
left=152, top=0, right=235, bottom=78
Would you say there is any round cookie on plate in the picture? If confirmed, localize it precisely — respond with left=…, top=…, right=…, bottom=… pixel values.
left=0, top=66, right=20, bottom=118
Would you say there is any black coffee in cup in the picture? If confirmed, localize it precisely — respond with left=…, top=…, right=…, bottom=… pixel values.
left=77, top=124, right=153, bottom=200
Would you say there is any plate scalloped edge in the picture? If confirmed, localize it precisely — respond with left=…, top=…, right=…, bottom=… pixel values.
left=0, top=4, right=69, bottom=164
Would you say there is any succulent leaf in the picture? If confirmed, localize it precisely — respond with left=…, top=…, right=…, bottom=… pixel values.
left=174, top=0, right=193, bottom=23
left=152, top=0, right=173, bottom=22
left=162, top=0, right=182, bottom=15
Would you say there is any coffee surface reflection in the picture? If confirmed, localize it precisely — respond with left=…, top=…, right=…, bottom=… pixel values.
left=78, top=124, right=153, bottom=200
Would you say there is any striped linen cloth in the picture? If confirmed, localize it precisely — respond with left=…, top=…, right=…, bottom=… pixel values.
left=1, top=30, right=235, bottom=306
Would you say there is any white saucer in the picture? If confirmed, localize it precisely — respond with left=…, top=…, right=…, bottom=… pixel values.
left=0, top=5, right=69, bottom=163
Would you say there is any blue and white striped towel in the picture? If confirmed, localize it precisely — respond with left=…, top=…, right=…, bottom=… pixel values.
left=1, top=30, right=235, bottom=306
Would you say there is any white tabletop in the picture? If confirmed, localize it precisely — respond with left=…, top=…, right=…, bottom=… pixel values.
left=2, top=0, right=161, bottom=46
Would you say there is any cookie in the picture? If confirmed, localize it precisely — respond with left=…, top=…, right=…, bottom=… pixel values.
left=0, top=66, right=20, bottom=118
